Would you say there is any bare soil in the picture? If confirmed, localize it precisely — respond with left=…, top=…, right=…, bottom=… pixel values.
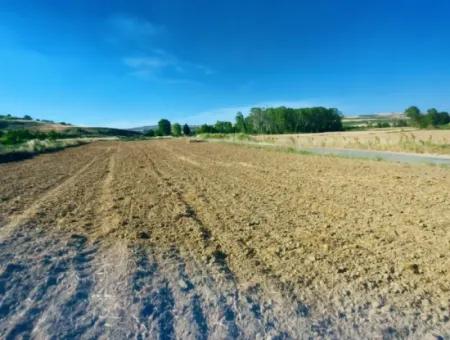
left=0, top=140, right=449, bottom=339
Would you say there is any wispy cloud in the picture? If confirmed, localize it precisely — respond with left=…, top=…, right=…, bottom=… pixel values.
left=106, top=14, right=163, bottom=45
left=123, top=56, right=170, bottom=77
left=123, top=49, right=213, bottom=81
left=106, top=14, right=213, bottom=83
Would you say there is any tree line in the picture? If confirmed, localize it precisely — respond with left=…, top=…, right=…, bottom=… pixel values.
left=405, top=106, right=450, bottom=128
left=145, top=120, right=191, bottom=137
left=151, top=106, right=344, bottom=137
left=200, top=106, right=343, bottom=134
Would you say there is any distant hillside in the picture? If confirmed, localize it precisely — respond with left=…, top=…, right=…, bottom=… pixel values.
left=344, top=113, right=406, bottom=120
left=0, top=116, right=142, bottom=138
left=129, top=124, right=199, bottom=133
left=0, top=118, right=70, bottom=131
left=128, top=125, right=159, bottom=133
left=62, top=127, right=142, bottom=137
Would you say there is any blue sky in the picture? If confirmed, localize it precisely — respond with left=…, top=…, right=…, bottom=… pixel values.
left=1, top=0, right=449, bottom=128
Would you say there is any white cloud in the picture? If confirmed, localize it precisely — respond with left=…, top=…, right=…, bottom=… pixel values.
left=123, top=49, right=213, bottom=81
left=123, top=56, right=170, bottom=77
left=107, top=15, right=213, bottom=82
left=107, top=15, right=162, bottom=42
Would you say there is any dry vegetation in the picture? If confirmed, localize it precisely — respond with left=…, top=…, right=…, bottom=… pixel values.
left=254, top=128, right=450, bottom=155
left=0, top=140, right=449, bottom=338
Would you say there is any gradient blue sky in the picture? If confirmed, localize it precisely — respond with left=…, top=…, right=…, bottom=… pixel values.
left=1, top=0, right=449, bottom=127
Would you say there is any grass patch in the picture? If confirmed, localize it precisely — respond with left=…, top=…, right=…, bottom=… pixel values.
left=198, top=133, right=255, bottom=141
left=0, top=139, right=88, bottom=163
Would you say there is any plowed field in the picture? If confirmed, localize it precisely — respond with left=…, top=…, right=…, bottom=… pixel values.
left=0, top=140, right=449, bottom=339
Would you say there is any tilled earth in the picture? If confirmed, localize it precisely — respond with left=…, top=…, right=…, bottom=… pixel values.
left=0, top=140, right=449, bottom=339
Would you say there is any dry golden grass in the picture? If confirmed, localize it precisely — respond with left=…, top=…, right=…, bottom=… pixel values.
left=253, top=128, right=450, bottom=154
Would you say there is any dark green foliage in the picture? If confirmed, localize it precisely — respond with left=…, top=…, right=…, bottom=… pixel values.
left=0, top=129, right=59, bottom=145
left=172, top=123, right=182, bottom=136
left=405, top=106, right=421, bottom=123
left=427, top=108, right=449, bottom=126
left=376, top=121, right=390, bottom=128
left=197, top=124, right=216, bottom=133
left=245, top=106, right=343, bottom=134
left=404, top=106, right=450, bottom=128
left=235, top=112, right=247, bottom=133
left=23, top=115, right=33, bottom=120
left=393, top=119, right=408, bottom=127
left=158, top=119, right=171, bottom=136
left=145, top=129, right=155, bottom=137
left=183, top=124, right=191, bottom=136
left=0, top=125, right=142, bottom=145
left=195, top=106, right=343, bottom=135
left=0, top=114, right=19, bottom=120
left=197, top=123, right=233, bottom=134
left=214, top=121, right=234, bottom=133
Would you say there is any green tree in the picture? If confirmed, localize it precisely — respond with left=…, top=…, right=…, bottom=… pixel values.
left=23, top=115, right=33, bottom=120
left=235, top=112, right=247, bottom=133
left=249, top=107, right=268, bottom=134
left=214, top=121, right=233, bottom=133
left=158, top=119, right=171, bottom=136
left=183, top=124, right=191, bottom=135
left=48, top=131, right=59, bottom=140
left=197, top=124, right=216, bottom=134
left=427, top=108, right=440, bottom=127
left=439, top=111, right=450, bottom=125
left=405, top=106, right=422, bottom=126
left=145, top=129, right=155, bottom=137
left=172, top=123, right=182, bottom=136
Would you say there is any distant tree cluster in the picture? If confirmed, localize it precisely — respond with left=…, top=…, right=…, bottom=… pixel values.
left=197, top=106, right=343, bottom=134
left=0, top=114, right=33, bottom=121
left=145, top=119, right=192, bottom=137
left=405, top=106, right=450, bottom=128
left=0, top=129, right=62, bottom=145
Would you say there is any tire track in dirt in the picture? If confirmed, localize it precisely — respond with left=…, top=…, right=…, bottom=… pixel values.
left=100, top=144, right=234, bottom=338
left=0, top=144, right=105, bottom=226
left=86, top=144, right=215, bottom=339
left=0, top=145, right=112, bottom=338
left=86, top=146, right=147, bottom=339
left=139, top=143, right=312, bottom=338
left=139, top=140, right=450, bottom=338
left=96, top=147, right=121, bottom=238
left=1, top=140, right=448, bottom=338
left=0, top=155, right=99, bottom=241
left=125, top=144, right=212, bottom=339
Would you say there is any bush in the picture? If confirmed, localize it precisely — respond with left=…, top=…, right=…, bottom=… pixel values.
left=145, top=129, right=155, bottom=137
left=172, top=123, right=182, bottom=137
left=158, top=119, right=171, bottom=136
left=0, top=129, right=64, bottom=145
left=183, top=124, right=191, bottom=136
left=404, top=106, right=450, bottom=128
left=376, top=121, right=390, bottom=128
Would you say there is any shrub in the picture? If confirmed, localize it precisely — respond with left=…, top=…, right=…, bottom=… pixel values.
left=145, top=129, right=155, bottom=137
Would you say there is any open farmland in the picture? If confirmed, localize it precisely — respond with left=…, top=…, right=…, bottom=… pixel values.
left=254, top=128, right=450, bottom=155
left=0, top=140, right=449, bottom=338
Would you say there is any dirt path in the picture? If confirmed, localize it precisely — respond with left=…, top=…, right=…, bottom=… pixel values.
left=0, top=140, right=449, bottom=339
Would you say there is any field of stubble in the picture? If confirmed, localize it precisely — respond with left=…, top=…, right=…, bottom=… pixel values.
left=254, top=128, right=450, bottom=155
left=0, top=139, right=449, bottom=339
